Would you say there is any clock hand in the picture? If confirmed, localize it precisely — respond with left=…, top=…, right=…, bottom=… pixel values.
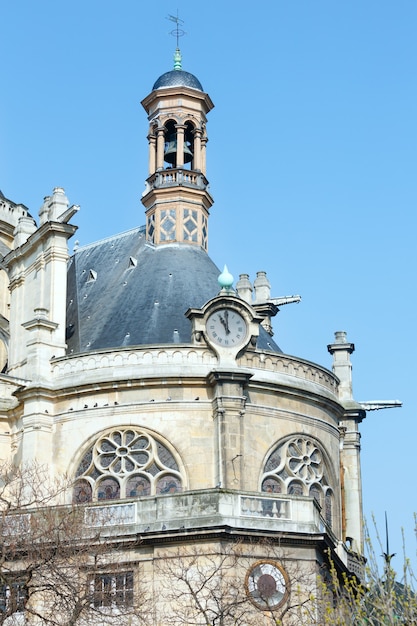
left=218, top=312, right=231, bottom=335
left=224, top=310, right=230, bottom=334
left=219, top=314, right=227, bottom=331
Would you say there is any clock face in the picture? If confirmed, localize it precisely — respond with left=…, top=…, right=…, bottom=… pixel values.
left=206, top=309, right=247, bottom=348
left=246, top=561, right=289, bottom=610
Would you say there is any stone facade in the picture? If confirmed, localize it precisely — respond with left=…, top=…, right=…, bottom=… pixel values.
left=0, top=51, right=368, bottom=624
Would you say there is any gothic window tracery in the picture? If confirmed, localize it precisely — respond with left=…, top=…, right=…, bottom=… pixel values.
left=73, top=428, right=182, bottom=504
left=160, top=209, right=176, bottom=241
left=147, top=213, right=155, bottom=244
left=183, top=208, right=198, bottom=242
left=261, top=436, right=333, bottom=527
left=202, top=216, right=208, bottom=250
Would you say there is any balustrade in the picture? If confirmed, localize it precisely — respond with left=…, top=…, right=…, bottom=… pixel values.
left=147, top=169, right=208, bottom=190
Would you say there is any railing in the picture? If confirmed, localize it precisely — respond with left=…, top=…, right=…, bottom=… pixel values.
left=85, top=503, right=136, bottom=527
left=50, top=346, right=337, bottom=397
left=240, top=495, right=291, bottom=520
left=239, top=352, right=337, bottom=394
left=2, top=492, right=360, bottom=579
left=145, top=168, right=209, bottom=191
left=347, top=552, right=366, bottom=580
left=51, top=345, right=217, bottom=381
left=81, top=490, right=324, bottom=537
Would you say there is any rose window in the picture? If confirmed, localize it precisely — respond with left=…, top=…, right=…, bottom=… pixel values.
left=261, top=436, right=333, bottom=527
left=73, top=428, right=182, bottom=504
left=287, top=438, right=323, bottom=483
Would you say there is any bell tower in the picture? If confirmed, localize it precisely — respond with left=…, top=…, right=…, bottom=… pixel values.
left=141, top=47, right=214, bottom=250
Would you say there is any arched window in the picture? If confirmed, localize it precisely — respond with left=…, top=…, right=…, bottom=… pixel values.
left=184, top=121, right=195, bottom=168
left=261, top=436, right=334, bottom=527
left=163, top=119, right=178, bottom=166
left=73, top=428, right=183, bottom=504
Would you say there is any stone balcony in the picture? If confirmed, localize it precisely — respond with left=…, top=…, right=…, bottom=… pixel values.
left=3, top=489, right=364, bottom=579
left=144, top=168, right=209, bottom=193
left=84, top=489, right=328, bottom=538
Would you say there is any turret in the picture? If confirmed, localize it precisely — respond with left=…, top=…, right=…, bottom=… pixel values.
left=141, top=48, right=214, bottom=250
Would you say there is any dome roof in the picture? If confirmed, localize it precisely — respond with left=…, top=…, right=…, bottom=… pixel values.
left=152, top=70, right=203, bottom=92
left=66, top=227, right=281, bottom=354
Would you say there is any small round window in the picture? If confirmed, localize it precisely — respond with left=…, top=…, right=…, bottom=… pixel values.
left=245, top=560, right=290, bottom=611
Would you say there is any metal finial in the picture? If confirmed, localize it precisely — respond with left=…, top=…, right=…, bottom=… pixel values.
left=167, top=12, right=186, bottom=49
left=173, top=47, right=182, bottom=71
left=382, top=511, right=396, bottom=566
left=218, top=265, right=234, bottom=291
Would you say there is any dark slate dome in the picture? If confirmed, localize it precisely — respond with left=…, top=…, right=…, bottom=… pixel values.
left=152, top=70, right=203, bottom=92
left=66, top=227, right=281, bottom=354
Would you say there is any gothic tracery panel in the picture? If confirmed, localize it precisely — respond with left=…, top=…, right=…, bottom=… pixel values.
left=73, top=428, right=183, bottom=503
left=160, top=209, right=176, bottom=241
left=183, top=208, right=198, bottom=242
left=261, top=436, right=333, bottom=526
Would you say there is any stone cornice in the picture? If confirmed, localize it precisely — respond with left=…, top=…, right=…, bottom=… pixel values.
left=43, top=346, right=342, bottom=415
left=207, top=369, right=253, bottom=387
left=2, top=220, right=77, bottom=268
left=141, top=86, right=214, bottom=114
left=22, top=317, right=59, bottom=332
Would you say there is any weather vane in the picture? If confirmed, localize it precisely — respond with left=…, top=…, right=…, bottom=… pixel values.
left=167, top=12, right=186, bottom=48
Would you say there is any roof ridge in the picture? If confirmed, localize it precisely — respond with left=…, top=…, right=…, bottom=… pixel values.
left=73, top=225, right=145, bottom=252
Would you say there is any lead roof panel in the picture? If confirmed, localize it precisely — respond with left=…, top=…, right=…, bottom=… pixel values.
left=66, top=227, right=281, bottom=354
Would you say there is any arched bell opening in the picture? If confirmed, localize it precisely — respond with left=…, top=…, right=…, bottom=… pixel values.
left=184, top=121, right=196, bottom=169
left=163, top=120, right=195, bottom=169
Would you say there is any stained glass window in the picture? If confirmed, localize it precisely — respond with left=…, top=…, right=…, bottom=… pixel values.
left=73, top=428, right=182, bottom=503
left=261, top=436, right=334, bottom=527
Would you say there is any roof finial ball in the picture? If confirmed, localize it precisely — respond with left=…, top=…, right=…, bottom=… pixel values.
left=218, top=265, right=234, bottom=294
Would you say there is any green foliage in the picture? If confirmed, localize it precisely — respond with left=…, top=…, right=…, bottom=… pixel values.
left=301, top=519, right=417, bottom=626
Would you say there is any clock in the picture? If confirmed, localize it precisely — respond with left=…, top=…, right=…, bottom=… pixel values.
left=205, top=308, right=247, bottom=348
left=245, top=561, right=289, bottom=610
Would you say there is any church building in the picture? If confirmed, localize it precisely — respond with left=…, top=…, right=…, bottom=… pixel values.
left=0, top=44, right=368, bottom=623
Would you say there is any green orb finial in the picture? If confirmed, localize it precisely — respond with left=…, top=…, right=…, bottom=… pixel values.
left=218, top=265, right=234, bottom=291
left=173, top=47, right=182, bottom=70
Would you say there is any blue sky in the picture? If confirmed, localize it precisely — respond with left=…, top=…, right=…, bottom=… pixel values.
left=2, top=1, right=416, bottom=566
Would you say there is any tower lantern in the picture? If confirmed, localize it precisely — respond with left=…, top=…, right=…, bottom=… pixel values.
left=141, top=46, right=214, bottom=250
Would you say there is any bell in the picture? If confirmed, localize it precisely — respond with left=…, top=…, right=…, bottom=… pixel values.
left=164, top=137, right=193, bottom=165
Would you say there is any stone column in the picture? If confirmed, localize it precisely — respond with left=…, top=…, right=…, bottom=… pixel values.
left=7, top=271, right=25, bottom=375
left=148, top=131, right=156, bottom=174
left=193, top=129, right=202, bottom=171
left=339, top=409, right=365, bottom=553
left=156, top=127, right=165, bottom=170
left=176, top=125, right=185, bottom=168
left=201, top=137, right=207, bottom=175
left=22, top=308, right=59, bottom=382
left=327, top=331, right=354, bottom=401
left=208, top=370, right=252, bottom=489
left=328, top=331, right=365, bottom=553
